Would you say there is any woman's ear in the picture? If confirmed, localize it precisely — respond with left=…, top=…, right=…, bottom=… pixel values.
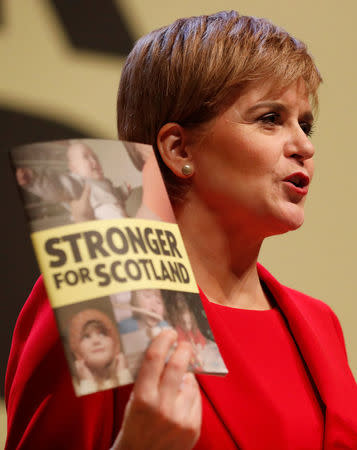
left=157, top=123, right=194, bottom=178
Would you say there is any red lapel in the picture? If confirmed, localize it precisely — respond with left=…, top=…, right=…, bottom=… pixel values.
left=257, top=264, right=357, bottom=448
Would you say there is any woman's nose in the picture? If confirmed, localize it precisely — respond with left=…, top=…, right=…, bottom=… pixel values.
left=284, top=126, right=315, bottom=162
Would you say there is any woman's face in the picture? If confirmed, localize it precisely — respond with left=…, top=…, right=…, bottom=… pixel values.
left=78, top=323, right=116, bottom=369
left=189, top=78, right=315, bottom=237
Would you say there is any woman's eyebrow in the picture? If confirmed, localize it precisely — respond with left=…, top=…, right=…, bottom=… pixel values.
left=246, top=101, right=287, bottom=114
left=247, top=101, right=314, bottom=122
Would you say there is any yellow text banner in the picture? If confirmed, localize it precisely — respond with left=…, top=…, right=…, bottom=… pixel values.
left=31, top=218, right=198, bottom=308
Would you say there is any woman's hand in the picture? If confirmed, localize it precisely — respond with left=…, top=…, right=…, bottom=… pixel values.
left=112, top=328, right=202, bottom=450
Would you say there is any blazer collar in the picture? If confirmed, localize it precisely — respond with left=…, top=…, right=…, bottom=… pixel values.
left=258, top=264, right=357, bottom=448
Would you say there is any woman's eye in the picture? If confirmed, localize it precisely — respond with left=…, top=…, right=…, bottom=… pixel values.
left=258, top=113, right=280, bottom=125
left=300, top=122, right=314, bottom=137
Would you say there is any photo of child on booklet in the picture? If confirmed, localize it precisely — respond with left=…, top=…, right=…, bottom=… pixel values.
left=111, top=288, right=226, bottom=377
left=10, top=138, right=227, bottom=397
left=67, top=307, right=133, bottom=396
left=12, top=140, right=147, bottom=230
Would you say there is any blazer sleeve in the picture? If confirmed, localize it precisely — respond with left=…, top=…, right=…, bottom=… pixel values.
left=328, top=306, right=349, bottom=361
left=5, top=277, right=117, bottom=450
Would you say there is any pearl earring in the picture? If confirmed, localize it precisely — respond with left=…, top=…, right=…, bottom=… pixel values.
left=181, top=164, right=193, bottom=176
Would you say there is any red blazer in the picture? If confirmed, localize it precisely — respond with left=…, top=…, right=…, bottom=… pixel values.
left=5, top=265, right=357, bottom=449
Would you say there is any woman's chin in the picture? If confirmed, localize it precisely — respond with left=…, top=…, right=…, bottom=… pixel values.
left=263, top=205, right=305, bottom=237
left=287, top=203, right=306, bottom=228
left=275, top=208, right=305, bottom=235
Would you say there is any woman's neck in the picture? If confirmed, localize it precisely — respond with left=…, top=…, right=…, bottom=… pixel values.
left=175, top=192, right=273, bottom=310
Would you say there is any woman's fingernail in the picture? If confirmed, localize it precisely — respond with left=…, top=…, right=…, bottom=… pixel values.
left=180, top=372, right=194, bottom=390
left=182, top=372, right=191, bottom=382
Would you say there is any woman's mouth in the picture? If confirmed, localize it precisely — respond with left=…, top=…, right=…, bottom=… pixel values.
left=283, top=172, right=310, bottom=195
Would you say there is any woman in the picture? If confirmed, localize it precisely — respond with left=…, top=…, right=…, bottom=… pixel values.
left=5, top=11, right=357, bottom=450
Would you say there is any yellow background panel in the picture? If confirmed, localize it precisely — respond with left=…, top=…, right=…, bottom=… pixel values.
left=32, top=218, right=198, bottom=307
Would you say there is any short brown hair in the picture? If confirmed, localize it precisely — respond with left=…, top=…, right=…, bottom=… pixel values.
left=117, top=11, right=322, bottom=201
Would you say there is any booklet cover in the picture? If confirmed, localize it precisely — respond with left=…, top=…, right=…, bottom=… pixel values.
left=11, top=139, right=227, bottom=396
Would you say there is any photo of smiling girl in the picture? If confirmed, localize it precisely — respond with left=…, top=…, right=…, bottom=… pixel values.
left=67, top=308, right=133, bottom=396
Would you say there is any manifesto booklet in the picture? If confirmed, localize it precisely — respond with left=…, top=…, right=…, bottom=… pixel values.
left=11, top=139, right=227, bottom=396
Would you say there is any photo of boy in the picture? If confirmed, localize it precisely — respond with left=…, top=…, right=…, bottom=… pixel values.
left=112, top=289, right=172, bottom=374
left=16, top=142, right=130, bottom=222
left=68, top=308, right=133, bottom=396
left=118, top=289, right=172, bottom=339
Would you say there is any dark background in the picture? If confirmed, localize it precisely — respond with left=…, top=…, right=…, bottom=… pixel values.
left=0, top=0, right=135, bottom=397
